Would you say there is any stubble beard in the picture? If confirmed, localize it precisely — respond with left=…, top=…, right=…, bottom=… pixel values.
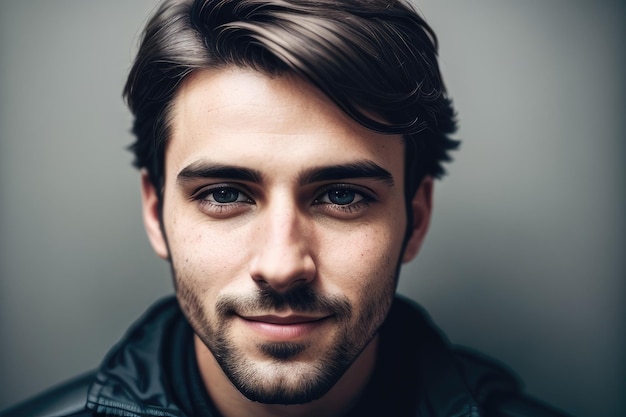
left=176, top=281, right=395, bottom=405
left=209, top=316, right=354, bottom=404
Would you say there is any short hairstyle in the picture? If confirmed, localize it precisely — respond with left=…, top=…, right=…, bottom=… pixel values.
left=124, top=0, right=458, bottom=203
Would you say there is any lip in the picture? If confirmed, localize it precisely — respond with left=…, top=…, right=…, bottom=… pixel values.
left=239, top=314, right=331, bottom=340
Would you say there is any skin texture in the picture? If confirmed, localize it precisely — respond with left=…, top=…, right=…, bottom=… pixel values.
left=141, top=67, right=432, bottom=417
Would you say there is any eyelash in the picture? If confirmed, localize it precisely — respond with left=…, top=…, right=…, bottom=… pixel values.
left=190, top=184, right=376, bottom=217
left=192, top=185, right=254, bottom=217
left=312, top=184, right=375, bottom=215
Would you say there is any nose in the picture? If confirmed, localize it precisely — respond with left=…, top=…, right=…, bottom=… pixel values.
left=248, top=202, right=316, bottom=292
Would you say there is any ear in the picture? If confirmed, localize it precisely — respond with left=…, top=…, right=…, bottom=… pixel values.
left=402, top=176, right=434, bottom=263
left=140, top=170, right=170, bottom=260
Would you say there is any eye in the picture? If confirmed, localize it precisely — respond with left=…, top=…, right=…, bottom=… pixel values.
left=207, top=187, right=248, bottom=204
left=318, top=188, right=363, bottom=205
left=195, top=186, right=252, bottom=205
left=313, top=185, right=375, bottom=218
left=192, top=185, right=254, bottom=218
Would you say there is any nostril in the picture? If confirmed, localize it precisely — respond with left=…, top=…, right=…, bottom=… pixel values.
left=252, top=277, right=270, bottom=287
left=251, top=275, right=310, bottom=292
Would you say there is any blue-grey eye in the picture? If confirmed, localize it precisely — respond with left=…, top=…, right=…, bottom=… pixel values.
left=211, top=188, right=241, bottom=203
left=327, top=189, right=356, bottom=205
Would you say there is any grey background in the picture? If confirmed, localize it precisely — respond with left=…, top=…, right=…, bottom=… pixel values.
left=0, top=1, right=624, bottom=416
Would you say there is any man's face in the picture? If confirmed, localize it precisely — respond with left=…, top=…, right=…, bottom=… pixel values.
left=141, top=68, right=429, bottom=404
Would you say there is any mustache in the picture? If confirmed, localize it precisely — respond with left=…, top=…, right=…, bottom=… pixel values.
left=215, top=285, right=352, bottom=318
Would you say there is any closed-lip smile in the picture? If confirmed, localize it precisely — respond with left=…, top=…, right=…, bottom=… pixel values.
left=242, top=314, right=329, bottom=325
left=238, top=314, right=333, bottom=340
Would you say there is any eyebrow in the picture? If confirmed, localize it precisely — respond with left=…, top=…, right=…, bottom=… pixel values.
left=177, top=162, right=262, bottom=186
left=176, top=160, right=394, bottom=187
left=301, top=161, right=394, bottom=186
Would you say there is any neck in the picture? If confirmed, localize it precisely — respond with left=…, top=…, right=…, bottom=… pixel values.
left=194, top=335, right=378, bottom=417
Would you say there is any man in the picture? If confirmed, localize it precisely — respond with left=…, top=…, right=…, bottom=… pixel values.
left=0, top=1, right=571, bottom=416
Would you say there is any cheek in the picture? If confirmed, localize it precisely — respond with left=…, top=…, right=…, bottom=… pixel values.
left=318, top=225, right=402, bottom=299
left=166, top=217, right=251, bottom=295
left=169, top=227, right=251, bottom=331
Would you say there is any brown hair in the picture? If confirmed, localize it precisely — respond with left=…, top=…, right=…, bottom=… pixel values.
left=124, top=0, right=458, bottom=204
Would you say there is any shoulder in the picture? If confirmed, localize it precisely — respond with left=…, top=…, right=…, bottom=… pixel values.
left=0, top=371, right=96, bottom=417
left=0, top=298, right=182, bottom=417
left=453, top=344, right=574, bottom=417
left=386, top=297, right=574, bottom=417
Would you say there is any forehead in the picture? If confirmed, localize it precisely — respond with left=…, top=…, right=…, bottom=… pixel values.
left=165, top=67, right=404, bottom=182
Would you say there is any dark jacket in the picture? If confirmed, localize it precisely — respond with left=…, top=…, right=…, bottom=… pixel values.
left=0, top=296, right=572, bottom=417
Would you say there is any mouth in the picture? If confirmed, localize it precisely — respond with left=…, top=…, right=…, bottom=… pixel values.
left=244, top=314, right=329, bottom=324
left=238, top=313, right=332, bottom=341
